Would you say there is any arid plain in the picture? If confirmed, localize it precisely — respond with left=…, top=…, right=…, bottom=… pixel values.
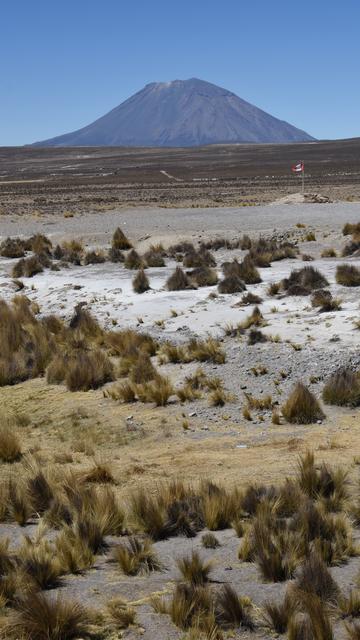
left=1, top=143, right=360, bottom=639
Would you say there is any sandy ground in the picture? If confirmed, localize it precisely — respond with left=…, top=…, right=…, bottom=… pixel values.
left=1, top=201, right=360, bottom=243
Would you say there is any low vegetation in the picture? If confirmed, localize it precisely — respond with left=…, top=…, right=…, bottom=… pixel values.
left=323, top=367, right=360, bottom=406
left=132, top=268, right=150, bottom=293
left=283, top=266, right=329, bottom=295
left=282, top=383, right=325, bottom=424
left=336, top=263, right=360, bottom=287
left=166, top=266, right=194, bottom=290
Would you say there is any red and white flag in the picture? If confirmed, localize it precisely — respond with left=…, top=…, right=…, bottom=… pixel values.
left=291, top=161, right=304, bottom=174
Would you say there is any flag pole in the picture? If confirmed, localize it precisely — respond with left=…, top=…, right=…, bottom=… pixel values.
left=302, top=161, right=305, bottom=194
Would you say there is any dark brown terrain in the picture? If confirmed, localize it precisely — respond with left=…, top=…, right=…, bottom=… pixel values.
left=0, top=137, right=359, bottom=216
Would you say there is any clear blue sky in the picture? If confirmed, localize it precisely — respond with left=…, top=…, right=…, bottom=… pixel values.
left=1, top=0, right=359, bottom=145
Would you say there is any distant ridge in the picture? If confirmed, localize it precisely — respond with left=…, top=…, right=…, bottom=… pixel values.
left=34, top=78, right=315, bottom=147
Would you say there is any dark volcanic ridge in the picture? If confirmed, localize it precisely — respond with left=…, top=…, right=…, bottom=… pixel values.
left=34, top=78, right=315, bottom=148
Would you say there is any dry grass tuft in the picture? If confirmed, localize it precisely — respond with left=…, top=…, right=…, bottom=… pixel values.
left=83, top=249, right=106, bottom=264
left=103, top=380, right=137, bottom=403
left=112, top=227, right=132, bottom=250
left=136, top=375, right=174, bottom=406
left=294, top=553, right=339, bottom=602
left=248, top=329, right=267, bottom=345
left=323, top=367, right=360, bottom=407
left=311, top=289, right=341, bottom=312
left=222, top=256, right=261, bottom=284
left=215, top=584, right=254, bottom=630
left=166, top=266, right=194, bottom=290
left=321, top=248, right=337, bottom=258
left=4, top=591, right=90, bottom=640
left=107, top=597, right=136, bottom=629
left=177, top=551, right=212, bottom=586
left=282, top=383, right=325, bottom=424
left=218, top=274, right=246, bottom=294
left=81, top=462, right=115, bottom=484
left=263, top=593, right=295, bottom=633
left=202, top=533, right=220, bottom=549
left=132, top=268, right=150, bottom=293
left=0, top=298, right=53, bottom=385
left=283, top=266, right=328, bottom=294
left=124, top=249, right=144, bottom=270
left=0, top=421, right=22, bottom=463
left=336, top=264, right=360, bottom=287
left=240, top=292, right=263, bottom=305
left=12, top=256, right=44, bottom=278
left=189, top=266, right=218, bottom=287
left=112, top=536, right=162, bottom=575
left=18, top=535, right=62, bottom=590
left=49, top=349, right=114, bottom=392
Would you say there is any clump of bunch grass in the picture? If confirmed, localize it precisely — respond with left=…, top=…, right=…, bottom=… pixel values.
left=124, top=249, right=144, bottom=270
left=48, top=349, right=114, bottom=392
left=218, top=274, right=246, bottom=293
left=245, top=394, right=273, bottom=410
left=239, top=305, right=266, bottom=330
left=201, top=481, right=236, bottom=530
left=112, top=536, right=162, bottom=575
left=129, top=352, right=157, bottom=384
left=294, top=553, right=339, bottom=602
left=107, top=598, right=136, bottom=629
left=249, top=237, right=297, bottom=265
left=222, top=256, right=261, bottom=284
left=336, top=264, right=360, bottom=287
left=240, top=292, right=263, bottom=305
left=0, top=237, right=26, bottom=258
left=321, top=248, right=337, bottom=258
left=3, top=591, right=90, bottom=640
left=248, top=329, right=267, bottom=345
left=288, top=593, right=334, bottom=640
left=323, top=367, right=360, bottom=407
left=311, top=289, right=341, bottom=312
left=132, top=268, right=150, bottom=293
left=183, top=247, right=216, bottom=268
left=263, top=593, right=295, bottom=634
left=80, top=462, right=114, bottom=484
left=282, top=383, right=325, bottom=424
left=187, top=337, right=226, bottom=364
left=166, top=266, right=194, bottom=290
left=177, top=551, right=212, bottom=586
left=112, top=227, right=132, bottom=250
left=0, top=298, right=54, bottom=386
left=189, top=266, right=218, bottom=287
left=144, top=243, right=166, bottom=267
left=0, top=420, right=22, bottom=463
left=283, top=266, right=328, bottom=295
left=343, top=222, right=360, bottom=236
left=136, top=375, right=174, bottom=406
left=12, top=256, right=44, bottom=278
left=202, top=532, right=220, bottom=549
left=59, top=239, right=84, bottom=264
left=83, top=249, right=106, bottom=264
left=17, top=535, right=62, bottom=590
left=215, top=584, right=255, bottom=630
left=130, top=482, right=204, bottom=540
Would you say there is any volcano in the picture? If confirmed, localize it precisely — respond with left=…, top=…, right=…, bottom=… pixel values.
left=34, top=78, right=314, bottom=147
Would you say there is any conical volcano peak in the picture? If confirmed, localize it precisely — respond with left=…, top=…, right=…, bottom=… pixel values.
left=34, top=78, right=314, bottom=147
